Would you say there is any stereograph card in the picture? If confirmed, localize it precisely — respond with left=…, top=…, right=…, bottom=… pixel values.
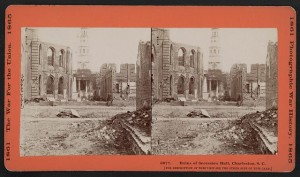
left=4, top=5, right=296, bottom=172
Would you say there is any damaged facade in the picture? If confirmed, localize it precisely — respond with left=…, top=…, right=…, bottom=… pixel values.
left=136, top=41, right=152, bottom=109
left=246, top=64, right=266, bottom=97
left=266, top=41, right=278, bottom=109
left=116, top=64, right=136, bottom=98
left=229, top=63, right=266, bottom=101
left=21, top=28, right=73, bottom=101
left=99, top=63, right=137, bottom=101
left=151, top=28, right=204, bottom=101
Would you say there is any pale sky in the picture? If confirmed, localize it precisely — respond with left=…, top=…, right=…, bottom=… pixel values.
left=34, top=28, right=151, bottom=72
left=169, top=28, right=277, bottom=72
left=32, top=28, right=277, bottom=73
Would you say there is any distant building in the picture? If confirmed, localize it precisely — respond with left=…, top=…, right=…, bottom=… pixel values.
left=99, top=63, right=137, bottom=101
left=21, top=28, right=73, bottom=101
left=246, top=64, right=266, bottom=97
left=72, top=28, right=97, bottom=100
left=229, top=64, right=247, bottom=101
left=229, top=63, right=267, bottom=101
left=205, top=28, right=227, bottom=99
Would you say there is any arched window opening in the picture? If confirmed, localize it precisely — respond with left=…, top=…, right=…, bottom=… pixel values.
left=170, top=45, right=173, bottom=65
left=151, top=45, right=155, bottom=63
left=189, top=77, right=195, bottom=95
left=178, top=48, right=185, bottom=66
left=47, top=48, right=55, bottom=66
left=170, top=75, right=173, bottom=96
left=59, top=49, right=65, bottom=67
left=58, top=77, right=64, bottom=95
left=177, top=76, right=185, bottom=94
left=38, top=75, right=42, bottom=96
left=190, top=50, right=195, bottom=68
left=39, top=44, right=42, bottom=65
left=46, top=76, right=54, bottom=94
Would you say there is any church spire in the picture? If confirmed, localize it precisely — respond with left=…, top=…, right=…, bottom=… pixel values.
left=208, top=28, right=222, bottom=71
left=78, top=28, right=90, bottom=69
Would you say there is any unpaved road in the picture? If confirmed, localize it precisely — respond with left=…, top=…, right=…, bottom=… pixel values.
left=151, top=118, right=259, bottom=155
left=20, top=105, right=135, bottom=156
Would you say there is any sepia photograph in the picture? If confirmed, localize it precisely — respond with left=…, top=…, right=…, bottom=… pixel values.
left=19, top=27, right=278, bottom=156
left=4, top=5, right=296, bottom=172
left=20, top=28, right=152, bottom=156
left=151, top=28, right=278, bottom=155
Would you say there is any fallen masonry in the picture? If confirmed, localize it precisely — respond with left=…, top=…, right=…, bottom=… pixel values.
left=215, top=108, right=278, bottom=154
left=187, top=109, right=210, bottom=118
left=56, top=109, right=80, bottom=118
left=108, top=107, right=151, bottom=155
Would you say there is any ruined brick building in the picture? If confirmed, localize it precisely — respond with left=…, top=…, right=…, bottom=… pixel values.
left=246, top=64, right=266, bottom=97
left=21, top=28, right=73, bottom=101
left=99, top=63, right=116, bottom=100
left=116, top=64, right=136, bottom=97
left=229, top=64, right=247, bottom=101
left=151, top=28, right=204, bottom=101
left=266, top=41, right=278, bottom=109
left=229, top=63, right=266, bottom=101
left=136, top=41, right=152, bottom=109
left=99, top=63, right=137, bottom=101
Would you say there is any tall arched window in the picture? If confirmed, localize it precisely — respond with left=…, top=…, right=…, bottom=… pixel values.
left=59, top=49, right=65, bottom=67
left=189, top=77, right=195, bottom=94
left=151, top=45, right=155, bottom=63
left=38, top=75, right=42, bottom=95
left=189, top=50, right=195, bottom=68
left=46, top=76, right=54, bottom=94
left=66, top=51, right=69, bottom=73
left=47, top=47, right=55, bottom=66
left=178, top=48, right=185, bottom=66
left=38, top=44, right=42, bottom=65
left=170, top=45, right=173, bottom=65
left=58, top=77, right=64, bottom=94
left=170, top=75, right=173, bottom=96
left=177, top=76, right=185, bottom=94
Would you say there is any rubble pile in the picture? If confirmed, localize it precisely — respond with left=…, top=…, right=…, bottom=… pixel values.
left=246, top=109, right=278, bottom=135
left=187, top=109, right=210, bottom=118
left=56, top=109, right=80, bottom=118
left=111, top=107, right=151, bottom=136
left=214, top=109, right=278, bottom=154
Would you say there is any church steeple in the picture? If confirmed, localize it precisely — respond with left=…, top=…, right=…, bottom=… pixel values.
left=208, top=28, right=222, bottom=71
left=78, top=28, right=90, bottom=69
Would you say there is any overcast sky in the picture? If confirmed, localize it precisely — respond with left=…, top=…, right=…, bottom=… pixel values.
left=34, top=28, right=150, bottom=72
left=169, top=28, right=277, bottom=72
left=32, top=28, right=277, bottom=72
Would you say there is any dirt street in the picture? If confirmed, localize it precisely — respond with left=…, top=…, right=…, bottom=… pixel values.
left=20, top=104, right=136, bottom=156
left=151, top=103, right=266, bottom=155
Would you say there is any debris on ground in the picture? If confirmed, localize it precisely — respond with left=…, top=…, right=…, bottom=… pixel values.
left=214, top=108, right=278, bottom=154
left=56, top=109, right=80, bottom=118
left=163, top=98, right=176, bottom=102
left=187, top=109, right=210, bottom=118
left=31, top=97, right=46, bottom=103
left=70, top=109, right=80, bottom=118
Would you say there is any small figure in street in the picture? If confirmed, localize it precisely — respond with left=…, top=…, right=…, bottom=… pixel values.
left=106, top=93, right=113, bottom=106
left=236, top=94, right=243, bottom=106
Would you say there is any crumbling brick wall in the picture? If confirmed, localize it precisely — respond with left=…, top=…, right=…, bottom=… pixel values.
left=136, top=41, right=152, bottom=110
left=151, top=28, right=204, bottom=101
left=266, top=42, right=278, bottom=109
left=100, top=69, right=113, bottom=101
left=21, top=28, right=73, bottom=101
